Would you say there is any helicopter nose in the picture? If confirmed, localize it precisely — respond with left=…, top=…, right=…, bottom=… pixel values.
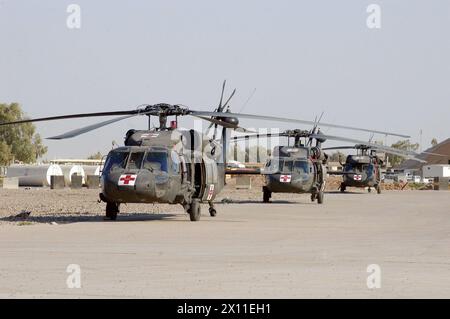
left=153, top=172, right=169, bottom=198
left=102, top=170, right=170, bottom=202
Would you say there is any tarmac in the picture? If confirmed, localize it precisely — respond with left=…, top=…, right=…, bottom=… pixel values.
left=0, top=188, right=449, bottom=298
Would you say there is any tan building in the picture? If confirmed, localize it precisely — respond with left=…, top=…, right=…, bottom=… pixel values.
left=398, top=138, right=450, bottom=174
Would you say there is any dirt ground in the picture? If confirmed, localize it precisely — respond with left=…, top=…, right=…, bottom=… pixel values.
left=0, top=182, right=449, bottom=298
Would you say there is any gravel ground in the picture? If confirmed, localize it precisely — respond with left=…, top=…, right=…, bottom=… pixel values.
left=0, top=183, right=308, bottom=225
left=0, top=176, right=436, bottom=225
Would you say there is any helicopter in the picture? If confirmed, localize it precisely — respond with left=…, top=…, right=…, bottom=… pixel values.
left=322, top=136, right=428, bottom=194
left=0, top=83, right=414, bottom=221
left=229, top=127, right=412, bottom=204
left=325, top=144, right=385, bottom=194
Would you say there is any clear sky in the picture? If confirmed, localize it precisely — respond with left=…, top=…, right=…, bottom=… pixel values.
left=1, top=0, right=449, bottom=159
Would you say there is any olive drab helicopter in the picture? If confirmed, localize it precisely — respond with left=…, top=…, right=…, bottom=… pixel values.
left=322, top=135, right=427, bottom=194
left=325, top=144, right=385, bottom=193
left=0, top=82, right=414, bottom=221
left=229, top=126, right=413, bottom=204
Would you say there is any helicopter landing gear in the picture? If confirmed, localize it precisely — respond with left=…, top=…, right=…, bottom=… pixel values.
left=187, top=199, right=201, bottom=222
left=208, top=202, right=217, bottom=217
left=340, top=183, right=346, bottom=193
left=311, top=189, right=324, bottom=204
left=105, top=202, right=120, bottom=221
left=263, top=187, right=272, bottom=203
left=317, top=191, right=324, bottom=204
left=368, top=187, right=372, bottom=193
left=376, top=184, right=381, bottom=194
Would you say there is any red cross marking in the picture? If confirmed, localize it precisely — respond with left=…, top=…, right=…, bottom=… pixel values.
left=120, top=175, right=136, bottom=185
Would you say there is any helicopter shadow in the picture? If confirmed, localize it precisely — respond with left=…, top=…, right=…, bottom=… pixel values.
left=0, top=213, right=180, bottom=225
left=217, top=199, right=311, bottom=205
left=325, top=191, right=365, bottom=195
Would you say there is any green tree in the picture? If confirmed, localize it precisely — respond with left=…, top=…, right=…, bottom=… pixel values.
left=0, top=141, right=12, bottom=165
left=431, top=138, right=438, bottom=147
left=0, top=103, right=48, bottom=165
left=87, top=152, right=103, bottom=160
left=390, top=139, right=420, bottom=167
left=329, top=151, right=345, bottom=162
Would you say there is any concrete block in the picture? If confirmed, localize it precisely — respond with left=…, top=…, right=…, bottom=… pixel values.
left=236, top=176, right=252, bottom=190
left=434, top=177, right=449, bottom=191
left=71, top=175, right=83, bottom=189
left=86, top=175, right=100, bottom=189
left=50, top=175, right=65, bottom=189
left=0, top=177, right=19, bottom=189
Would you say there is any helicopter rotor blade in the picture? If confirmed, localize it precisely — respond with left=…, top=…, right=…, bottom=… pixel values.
left=231, top=132, right=426, bottom=162
left=309, top=133, right=426, bottom=162
left=208, top=80, right=228, bottom=131
left=218, top=80, right=226, bottom=112
left=189, top=111, right=410, bottom=138
left=46, top=114, right=137, bottom=140
left=230, top=133, right=287, bottom=142
left=322, top=146, right=357, bottom=151
left=220, top=88, right=236, bottom=111
left=193, top=116, right=256, bottom=133
left=0, top=110, right=139, bottom=127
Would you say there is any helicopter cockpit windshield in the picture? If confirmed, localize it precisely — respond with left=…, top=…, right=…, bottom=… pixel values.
left=103, top=149, right=169, bottom=173
left=128, top=152, right=145, bottom=170
left=294, top=160, right=310, bottom=173
left=103, top=150, right=129, bottom=173
left=142, top=151, right=168, bottom=172
left=278, top=160, right=310, bottom=173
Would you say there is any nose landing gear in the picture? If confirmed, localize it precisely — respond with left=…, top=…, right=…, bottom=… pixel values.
left=208, top=202, right=217, bottom=217
left=105, top=202, right=120, bottom=220
left=186, top=199, right=201, bottom=221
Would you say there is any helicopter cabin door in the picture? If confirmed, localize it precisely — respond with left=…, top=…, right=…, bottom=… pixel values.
left=201, top=160, right=218, bottom=202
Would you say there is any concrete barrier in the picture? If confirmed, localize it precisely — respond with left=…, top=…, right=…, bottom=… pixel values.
left=71, top=175, right=83, bottom=189
left=236, top=176, right=252, bottom=190
left=50, top=175, right=65, bottom=189
left=0, top=177, right=19, bottom=189
left=86, top=175, right=100, bottom=189
left=434, top=177, right=449, bottom=191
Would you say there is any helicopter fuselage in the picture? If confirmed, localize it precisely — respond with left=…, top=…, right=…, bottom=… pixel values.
left=262, top=145, right=326, bottom=202
left=100, top=129, right=225, bottom=206
left=340, top=154, right=381, bottom=189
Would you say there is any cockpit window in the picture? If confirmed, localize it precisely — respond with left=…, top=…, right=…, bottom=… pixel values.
left=171, top=150, right=180, bottom=173
left=283, top=160, right=293, bottom=172
left=294, top=161, right=309, bottom=173
left=127, top=152, right=145, bottom=170
left=103, top=151, right=129, bottom=173
left=143, top=152, right=168, bottom=172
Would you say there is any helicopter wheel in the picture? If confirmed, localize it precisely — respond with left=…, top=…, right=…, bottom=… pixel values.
left=209, top=208, right=217, bottom=217
left=208, top=204, right=217, bottom=217
left=317, top=191, right=324, bottom=204
left=368, top=187, right=372, bottom=193
left=376, top=184, right=381, bottom=194
left=263, top=187, right=271, bottom=203
left=340, top=183, right=346, bottom=193
left=188, top=199, right=201, bottom=222
left=105, top=202, right=120, bottom=221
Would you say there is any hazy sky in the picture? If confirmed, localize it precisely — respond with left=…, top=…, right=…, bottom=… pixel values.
left=1, top=0, right=449, bottom=159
